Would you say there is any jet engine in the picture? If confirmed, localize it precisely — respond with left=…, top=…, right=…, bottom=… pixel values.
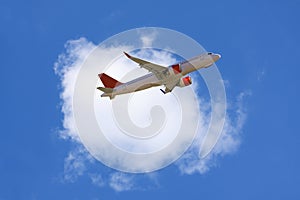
left=177, top=76, right=192, bottom=87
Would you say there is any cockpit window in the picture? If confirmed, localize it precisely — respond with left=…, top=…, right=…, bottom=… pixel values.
left=208, top=52, right=212, bottom=55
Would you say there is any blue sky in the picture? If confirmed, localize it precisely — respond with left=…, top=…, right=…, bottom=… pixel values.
left=1, top=0, right=300, bottom=199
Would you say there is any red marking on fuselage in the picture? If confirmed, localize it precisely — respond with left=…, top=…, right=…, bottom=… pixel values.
left=171, top=64, right=181, bottom=74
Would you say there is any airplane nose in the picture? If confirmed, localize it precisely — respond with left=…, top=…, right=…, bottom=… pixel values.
left=213, top=54, right=221, bottom=61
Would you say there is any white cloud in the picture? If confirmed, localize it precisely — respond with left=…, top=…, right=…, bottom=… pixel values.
left=108, top=172, right=159, bottom=192
left=139, top=30, right=157, bottom=47
left=54, top=37, right=96, bottom=142
left=54, top=36, right=248, bottom=190
left=176, top=91, right=250, bottom=174
left=257, top=68, right=266, bottom=81
left=63, top=145, right=94, bottom=182
left=109, top=172, right=135, bottom=192
left=69, top=43, right=200, bottom=173
left=89, top=173, right=105, bottom=188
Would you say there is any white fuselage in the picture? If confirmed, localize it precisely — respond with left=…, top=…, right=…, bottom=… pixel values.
left=105, top=53, right=220, bottom=97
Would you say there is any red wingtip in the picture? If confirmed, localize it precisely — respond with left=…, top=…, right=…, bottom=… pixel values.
left=123, top=52, right=131, bottom=58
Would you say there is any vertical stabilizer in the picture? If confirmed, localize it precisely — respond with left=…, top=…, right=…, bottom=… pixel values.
left=98, top=73, right=123, bottom=88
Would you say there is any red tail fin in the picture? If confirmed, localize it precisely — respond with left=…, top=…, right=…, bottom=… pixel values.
left=98, top=73, right=123, bottom=88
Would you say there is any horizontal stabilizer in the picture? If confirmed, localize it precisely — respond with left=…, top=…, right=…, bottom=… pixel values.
left=97, top=87, right=113, bottom=93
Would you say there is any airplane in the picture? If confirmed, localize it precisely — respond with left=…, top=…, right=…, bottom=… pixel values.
left=97, top=52, right=221, bottom=99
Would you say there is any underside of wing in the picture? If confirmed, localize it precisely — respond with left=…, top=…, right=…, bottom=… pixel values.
left=124, top=52, right=166, bottom=77
left=160, top=79, right=180, bottom=94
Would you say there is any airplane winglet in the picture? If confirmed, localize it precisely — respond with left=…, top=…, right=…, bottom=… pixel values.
left=123, top=52, right=131, bottom=58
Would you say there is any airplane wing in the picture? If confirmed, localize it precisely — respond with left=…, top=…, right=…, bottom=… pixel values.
left=124, top=52, right=166, bottom=77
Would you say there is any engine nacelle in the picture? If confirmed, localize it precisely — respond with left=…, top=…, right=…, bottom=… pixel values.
left=177, top=76, right=192, bottom=87
left=169, top=64, right=182, bottom=75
